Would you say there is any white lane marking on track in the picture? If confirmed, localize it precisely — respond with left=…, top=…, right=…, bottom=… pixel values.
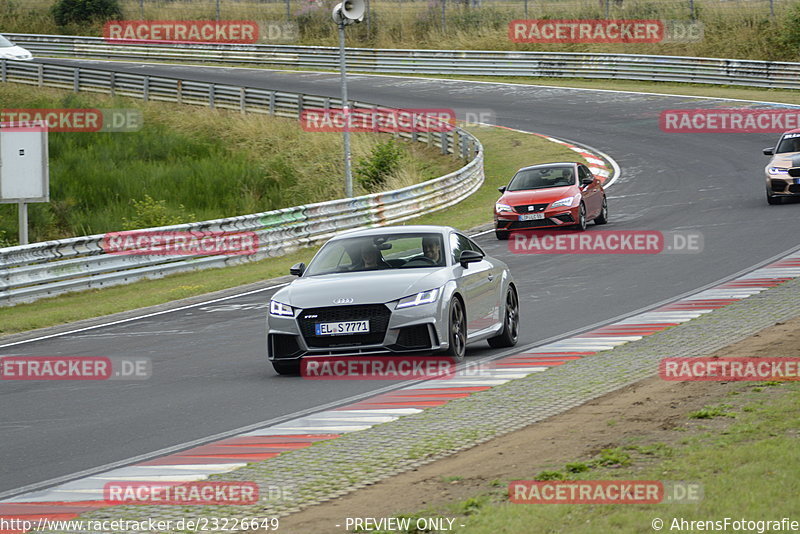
left=0, top=282, right=289, bottom=349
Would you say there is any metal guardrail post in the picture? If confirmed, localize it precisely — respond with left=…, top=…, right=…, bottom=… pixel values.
left=209, top=84, right=215, bottom=109
left=143, top=76, right=149, bottom=102
left=73, top=68, right=80, bottom=92
left=37, top=63, right=43, bottom=87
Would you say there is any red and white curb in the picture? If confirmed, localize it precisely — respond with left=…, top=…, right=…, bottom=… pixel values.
left=2, top=250, right=799, bottom=531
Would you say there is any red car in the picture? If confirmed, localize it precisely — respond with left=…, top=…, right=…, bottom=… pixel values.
left=493, top=162, right=608, bottom=240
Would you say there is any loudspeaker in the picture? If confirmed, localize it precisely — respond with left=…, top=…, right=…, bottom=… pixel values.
left=332, top=0, right=365, bottom=24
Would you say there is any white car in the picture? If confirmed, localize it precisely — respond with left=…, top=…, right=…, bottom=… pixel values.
left=0, top=35, right=33, bottom=61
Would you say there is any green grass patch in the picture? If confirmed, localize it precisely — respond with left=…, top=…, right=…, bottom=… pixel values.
left=687, top=404, right=736, bottom=420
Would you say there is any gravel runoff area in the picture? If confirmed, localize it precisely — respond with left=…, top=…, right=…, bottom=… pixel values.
left=56, top=275, right=800, bottom=532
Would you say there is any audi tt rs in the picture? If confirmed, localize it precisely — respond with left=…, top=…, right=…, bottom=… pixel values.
left=266, top=226, right=519, bottom=375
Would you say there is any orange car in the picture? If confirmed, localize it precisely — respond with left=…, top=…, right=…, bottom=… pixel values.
left=493, top=162, right=608, bottom=240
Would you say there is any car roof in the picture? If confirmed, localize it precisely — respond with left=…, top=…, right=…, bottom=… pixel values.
left=331, top=225, right=457, bottom=241
left=782, top=128, right=800, bottom=135
left=516, top=162, right=579, bottom=172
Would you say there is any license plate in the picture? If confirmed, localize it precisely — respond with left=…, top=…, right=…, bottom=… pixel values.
left=315, top=320, right=370, bottom=336
left=519, top=213, right=545, bottom=221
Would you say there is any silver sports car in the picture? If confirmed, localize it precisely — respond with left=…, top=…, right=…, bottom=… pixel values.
left=266, top=225, right=519, bottom=375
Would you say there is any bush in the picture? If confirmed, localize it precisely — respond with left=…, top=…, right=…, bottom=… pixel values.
left=355, top=139, right=404, bottom=191
left=52, top=0, right=122, bottom=27
left=122, top=195, right=194, bottom=231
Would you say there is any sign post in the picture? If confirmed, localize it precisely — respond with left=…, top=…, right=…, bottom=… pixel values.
left=0, top=122, right=49, bottom=246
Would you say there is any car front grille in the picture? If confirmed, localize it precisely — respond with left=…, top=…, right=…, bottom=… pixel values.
left=788, top=168, right=800, bottom=177
left=771, top=179, right=787, bottom=192
left=512, top=203, right=549, bottom=214
left=507, top=219, right=564, bottom=229
left=298, top=304, right=391, bottom=348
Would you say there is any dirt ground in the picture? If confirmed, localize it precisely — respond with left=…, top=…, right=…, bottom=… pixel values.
left=274, top=317, right=800, bottom=533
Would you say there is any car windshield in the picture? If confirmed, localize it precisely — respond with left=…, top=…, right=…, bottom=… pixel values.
left=507, top=166, right=575, bottom=191
left=0, top=35, right=14, bottom=48
left=305, top=233, right=447, bottom=276
left=776, top=134, right=800, bottom=154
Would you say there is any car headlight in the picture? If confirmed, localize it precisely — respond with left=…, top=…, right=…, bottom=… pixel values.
left=551, top=195, right=577, bottom=208
left=396, top=288, right=440, bottom=309
left=269, top=300, right=294, bottom=317
left=768, top=167, right=789, bottom=175
left=495, top=202, right=513, bottom=213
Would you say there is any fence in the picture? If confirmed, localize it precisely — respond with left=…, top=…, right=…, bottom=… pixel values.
left=9, top=33, right=800, bottom=90
left=0, top=59, right=484, bottom=305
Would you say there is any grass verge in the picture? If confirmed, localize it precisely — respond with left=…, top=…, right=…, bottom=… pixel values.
left=352, top=380, right=800, bottom=533
left=0, top=123, right=579, bottom=336
left=6, top=0, right=800, bottom=62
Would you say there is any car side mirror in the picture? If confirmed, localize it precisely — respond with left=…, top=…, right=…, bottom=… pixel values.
left=458, top=250, right=483, bottom=268
left=497, top=186, right=507, bottom=193
left=290, top=262, right=305, bottom=276
left=581, top=176, right=594, bottom=185
left=763, top=147, right=775, bottom=156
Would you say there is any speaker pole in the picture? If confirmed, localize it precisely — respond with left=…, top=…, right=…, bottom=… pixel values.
left=338, top=19, right=353, bottom=198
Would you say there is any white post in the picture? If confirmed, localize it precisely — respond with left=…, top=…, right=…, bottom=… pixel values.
left=18, top=200, right=28, bottom=245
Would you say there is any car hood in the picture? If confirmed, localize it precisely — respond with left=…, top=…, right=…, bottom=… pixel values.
left=500, top=186, right=578, bottom=206
left=0, top=45, right=33, bottom=60
left=273, top=269, right=450, bottom=309
left=769, top=151, right=800, bottom=168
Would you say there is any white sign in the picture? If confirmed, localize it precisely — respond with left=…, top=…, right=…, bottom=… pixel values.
left=0, top=122, right=49, bottom=203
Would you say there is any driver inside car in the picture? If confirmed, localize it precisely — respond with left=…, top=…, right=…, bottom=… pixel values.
left=419, top=236, right=444, bottom=265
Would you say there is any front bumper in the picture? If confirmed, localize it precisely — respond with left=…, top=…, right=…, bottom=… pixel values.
left=495, top=206, right=578, bottom=231
left=267, top=301, right=448, bottom=360
left=766, top=172, right=800, bottom=196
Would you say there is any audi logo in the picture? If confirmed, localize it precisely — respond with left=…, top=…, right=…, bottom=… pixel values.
left=333, top=298, right=354, bottom=304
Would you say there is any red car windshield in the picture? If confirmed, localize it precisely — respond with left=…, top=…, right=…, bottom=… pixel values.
left=507, top=167, right=575, bottom=191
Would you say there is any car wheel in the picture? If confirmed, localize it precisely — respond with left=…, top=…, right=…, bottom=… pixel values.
left=767, top=187, right=782, bottom=205
left=495, top=230, right=510, bottom=240
left=488, top=286, right=519, bottom=348
left=574, top=203, right=587, bottom=231
left=444, top=297, right=467, bottom=362
left=594, top=197, right=609, bottom=225
left=272, top=359, right=301, bottom=376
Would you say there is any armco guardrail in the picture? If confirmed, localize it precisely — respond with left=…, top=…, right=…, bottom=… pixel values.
left=9, top=33, right=800, bottom=90
left=0, top=59, right=483, bottom=306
